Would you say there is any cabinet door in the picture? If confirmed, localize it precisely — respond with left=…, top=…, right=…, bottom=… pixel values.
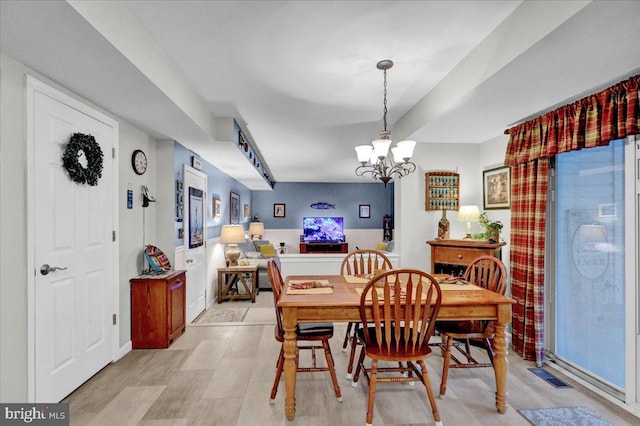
left=168, top=275, right=186, bottom=335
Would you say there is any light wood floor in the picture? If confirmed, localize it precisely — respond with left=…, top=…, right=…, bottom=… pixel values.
left=64, top=292, right=639, bottom=425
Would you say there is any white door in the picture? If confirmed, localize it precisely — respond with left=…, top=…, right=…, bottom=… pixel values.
left=183, top=165, right=207, bottom=323
left=28, top=77, right=117, bottom=402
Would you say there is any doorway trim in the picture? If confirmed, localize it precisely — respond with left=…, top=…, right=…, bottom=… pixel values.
left=25, top=76, right=120, bottom=402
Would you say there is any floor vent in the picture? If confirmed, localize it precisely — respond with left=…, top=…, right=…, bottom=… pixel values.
left=528, top=367, right=573, bottom=389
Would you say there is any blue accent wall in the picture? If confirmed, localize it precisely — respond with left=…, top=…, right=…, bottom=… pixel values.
left=252, top=182, right=393, bottom=231
left=174, top=142, right=252, bottom=246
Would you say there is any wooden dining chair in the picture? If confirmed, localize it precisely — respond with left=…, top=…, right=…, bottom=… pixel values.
left=267, top=258, right=342, bottom=403
left=436, top=255, right=507, bottom=397
left=351, top=269, right=443, bottom=426
left=340, top=249, right=393, bottom=380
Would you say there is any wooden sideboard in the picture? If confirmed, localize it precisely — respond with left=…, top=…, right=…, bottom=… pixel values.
left=130, top=270, right=186, bottom=349
left=427, top=239, right=505, bottom=275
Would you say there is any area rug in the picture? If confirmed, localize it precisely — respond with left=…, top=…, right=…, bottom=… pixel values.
left=518, top=406, right=613, bottom=426
left=194, top=306, right=248, bottom=323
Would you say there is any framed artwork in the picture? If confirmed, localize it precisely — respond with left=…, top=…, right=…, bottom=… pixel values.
left=274, top=203, right=286, bottom=218
left=188, top=187, right=204, bottom=248
left=213, top=198, right=221, bottom=219
left=483, top=166, right=511, bottom=210
left=230, top=192, right=240, bottom=224
left=191, top=156, right=203, bottom=170
left=359, top=204, right=371, bottom=218
left=244, top=204, right=250, bottom=218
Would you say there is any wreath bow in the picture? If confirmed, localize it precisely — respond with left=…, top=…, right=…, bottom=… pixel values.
left=62, top=133, right=103, bottom=186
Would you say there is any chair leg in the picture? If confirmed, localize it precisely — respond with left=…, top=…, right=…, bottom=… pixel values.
left=418, top=359, right=442, bottom=426
left=342, top=321, right=353, bottom=351
left=322, top=340, right=343, bottom=402
left=365, top=359, right=378, bottom=426
left=346, top=324, right=359, bottom=379
left=270, top=346, right=285, bottom=403
left=351, top=345, right=367, bottom=387
left=439, top=336, right=453, bottom=397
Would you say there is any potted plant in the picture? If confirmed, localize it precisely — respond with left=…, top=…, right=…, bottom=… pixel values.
left=475, top=212, right=503, bottom=243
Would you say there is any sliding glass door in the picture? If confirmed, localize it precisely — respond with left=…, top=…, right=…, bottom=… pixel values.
left=550, top=139, right=626, bottom=393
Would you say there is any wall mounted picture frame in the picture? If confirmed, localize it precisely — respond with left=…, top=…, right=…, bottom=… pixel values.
left=244, top=204, right=250, bottom=218
left=274, top=203, right=286, bottom=218
left=213, top=198, right=221, bottom=219
left=359, top=204, right=371, bottom=218
left=188, top=187, right=204, bottom=248
left=230, top=192, right=240, bottom=224
left=483, top=166, right=511, bottom=210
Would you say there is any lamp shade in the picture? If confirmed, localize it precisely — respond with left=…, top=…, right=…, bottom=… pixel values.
left=457, top=205, right=480, bottom=222
left=220, top=225, right=245, bottom=244
left=248, top=222, right=264, bottom=236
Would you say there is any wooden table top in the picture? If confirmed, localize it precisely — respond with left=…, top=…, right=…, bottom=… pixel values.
left=279, top=274, right=514, bottom=309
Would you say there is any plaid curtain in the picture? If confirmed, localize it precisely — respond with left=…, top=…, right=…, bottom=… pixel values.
left=504, top=74, right=639, bottom=363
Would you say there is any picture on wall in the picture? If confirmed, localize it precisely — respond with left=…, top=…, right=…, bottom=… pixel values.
left=230, top=192, right=240, bottom=224
left=359, top=204, right=371, bottom=218
left=483, top=166, right=511, bottom=210
left=213, top=198, right=221, bottom=219
left=188, top=187, right=204, bottom=248
left=274, top=203, right=286, bottom=218
left=244, top=204, right=250, bottom=218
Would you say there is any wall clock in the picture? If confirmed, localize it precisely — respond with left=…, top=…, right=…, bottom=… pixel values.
left=131, top=149, right=147, bottom=175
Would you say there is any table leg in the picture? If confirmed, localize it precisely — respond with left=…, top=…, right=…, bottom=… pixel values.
left=282, top=306, right=298, bottom=420
left=493, top=304, right=511, bottom=413
left=217, top=271, right=223, bottom=303
left=251, top=270, right=257, bottom=303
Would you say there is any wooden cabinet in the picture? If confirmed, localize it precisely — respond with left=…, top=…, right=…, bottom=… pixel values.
left=425, top=171, right=459, bottom=211
left=130, top=270, right=186, bottom=349
left=427, top=239, right=505, bottom=276
left=299, top=242, right=348, bottom=253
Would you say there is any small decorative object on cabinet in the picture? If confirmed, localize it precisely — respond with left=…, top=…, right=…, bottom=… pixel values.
left=130, top=270, right=186, bottom=349
left=437, top=209, right=450, bottom=239
left=383, top=214, right=393, bottom=241
left=425, top=171, right=459, bottom=211
left=427, top=239, right=505, bottom=276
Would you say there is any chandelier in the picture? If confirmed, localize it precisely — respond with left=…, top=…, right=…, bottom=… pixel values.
left=355, top=60, right=416, bottom=186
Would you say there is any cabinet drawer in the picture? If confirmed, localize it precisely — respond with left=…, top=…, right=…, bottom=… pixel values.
left=434, top=247, right=492, bottom=265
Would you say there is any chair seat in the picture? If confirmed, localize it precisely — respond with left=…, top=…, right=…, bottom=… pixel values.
left=357, top=326, right=432, bottom=360
left=274, top=322, right=334, bottom=342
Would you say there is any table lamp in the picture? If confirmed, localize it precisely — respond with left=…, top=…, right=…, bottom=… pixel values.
left=248, top=222, right=265, bottom=241
left=220, top=225, right=245, bottom=266
left=457, top=205, right=480, bottom=239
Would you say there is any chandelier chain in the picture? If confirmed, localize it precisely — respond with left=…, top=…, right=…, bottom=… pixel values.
left=382, top=68, right=388, bottom=132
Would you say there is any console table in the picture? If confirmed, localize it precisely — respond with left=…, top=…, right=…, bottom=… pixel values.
left=217, top=265, right=259, bottom=303
left=427, top=239, right=505, bottom=275
left=299, top=242, right=348, bottom=253
left=130, top=270, right=186, bottom=349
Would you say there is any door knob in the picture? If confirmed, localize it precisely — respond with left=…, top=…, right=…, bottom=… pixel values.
left=40, top=264, right=68, bottom=275
left=186, top=259, right=194, bottom=264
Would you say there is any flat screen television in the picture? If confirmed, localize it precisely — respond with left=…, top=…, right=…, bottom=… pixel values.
left=303, top=217, right=345, bottom=242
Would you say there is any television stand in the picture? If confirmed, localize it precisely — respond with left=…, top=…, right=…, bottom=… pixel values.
left=299, top=242, right=348, bottom=254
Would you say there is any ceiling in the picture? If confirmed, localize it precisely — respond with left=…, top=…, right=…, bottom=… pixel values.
left=2, top=1, right=639, bottom=189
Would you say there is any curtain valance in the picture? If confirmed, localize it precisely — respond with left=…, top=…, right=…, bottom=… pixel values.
left=505, top=74, right=639, bottom=166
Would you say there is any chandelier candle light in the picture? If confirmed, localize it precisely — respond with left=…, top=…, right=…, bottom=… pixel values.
left=355, top=60, right=416, bottom=186
left=457, top=205, right=480, bottom=239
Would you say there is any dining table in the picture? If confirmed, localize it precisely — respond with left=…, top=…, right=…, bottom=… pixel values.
left=277, top=274, right=515, bottom=421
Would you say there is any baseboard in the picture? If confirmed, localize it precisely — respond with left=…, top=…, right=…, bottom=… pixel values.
left=118, top=341, right=132, bottom=360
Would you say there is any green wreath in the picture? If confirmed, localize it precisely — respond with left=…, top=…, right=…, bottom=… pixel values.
left=62, top=133, right=103, bottom=186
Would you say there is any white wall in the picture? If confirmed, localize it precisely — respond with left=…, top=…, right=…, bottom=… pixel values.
left=0, top=53, right=160, bottom=401
left=395, top=137, right=511, bottom=273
